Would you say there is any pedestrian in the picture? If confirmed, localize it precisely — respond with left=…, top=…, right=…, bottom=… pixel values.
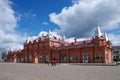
left=53, top=58, right=57, bottom=66
left=54, top=59, right=56, bottom=66
left=47, top=60, right=50, bottom=65
left=51, top=59, right=54, bottom=66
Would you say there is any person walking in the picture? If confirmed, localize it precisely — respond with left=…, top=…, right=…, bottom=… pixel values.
left=51, top=59, right=54, bottom=66
left=51, top=58, right=57, bottom=66
left=54, top=59, right=56, bottom=66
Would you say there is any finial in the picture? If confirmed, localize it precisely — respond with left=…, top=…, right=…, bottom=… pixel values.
left=47, top=26, right=50, bottom=33
left=97, top=18, right=100, bottom=26
left=25, top=35, right=29, bottom=43
left=95, top=18, right=102, bottom=37
left=104, top=32, right=109, bottom=41
left=46, top=26, right=52, bottom=38
left=62, top=32, right=66, bottom=42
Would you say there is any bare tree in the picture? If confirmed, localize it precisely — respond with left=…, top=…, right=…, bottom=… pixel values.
left=0, top=49, right=7, bottom=60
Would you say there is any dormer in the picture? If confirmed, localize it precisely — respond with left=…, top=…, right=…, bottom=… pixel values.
left=82, top=41, right=87, bottom=47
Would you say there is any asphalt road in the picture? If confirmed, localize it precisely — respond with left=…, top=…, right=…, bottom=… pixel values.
left=0, top=63, right=120, bottom=80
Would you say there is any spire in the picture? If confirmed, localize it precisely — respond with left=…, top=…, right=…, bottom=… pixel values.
left=46, top=27, right=52, bottom=38
left=104, top=32, right=109, bottom=41
left=48, top=28, right=50, bottom=38
left=62, top=34, right=66, bottom=42
left=95, top=18, right=102, bottom=37
left=10, top=49, right=13, bottom=52
left=25, top=36, right=30, bottom=43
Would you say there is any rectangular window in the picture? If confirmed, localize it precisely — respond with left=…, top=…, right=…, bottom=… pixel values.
left=88, top=43, right=94, bottom=47
left=39, top=44, right=42, bottom=47
left=66, top=46, right=71, bottom=49
left=29, top=46, right=32, bottom=49
left=70, top=56, right=77, bottom=60
left=29, top=54, right=32, bottom=62
left=50, top=42, right=53, bottom=46
left=96, top=46, right=99, bottom=50
left=24, top=46, right=27, bottom=49
left=45, top=43, right=48, bottom=46
left=46, top=54, right=49, bottom=62
left=77, top=45, right=81, bottom=48
left=57, top=47, right=61, bottom=50
left=25, top=56, right=27, bottom=62
left=53, top=47, right=56, bottom=50
left=94, top=54, right=102, bottom=60
left=34, top=45, right=38, bottom=49
left=38, top=54, right=42, bottom=62
left=60, top=54, right=66, bottom=61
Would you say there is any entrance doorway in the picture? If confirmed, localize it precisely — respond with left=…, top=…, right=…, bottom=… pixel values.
left=82, top=55, right=89, bottom=63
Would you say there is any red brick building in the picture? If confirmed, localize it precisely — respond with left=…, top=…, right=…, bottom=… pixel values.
left=6, top=26, right=113, bottom=63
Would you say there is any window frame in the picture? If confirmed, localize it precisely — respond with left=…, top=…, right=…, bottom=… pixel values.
left=70, top=56, right=77, bottom=61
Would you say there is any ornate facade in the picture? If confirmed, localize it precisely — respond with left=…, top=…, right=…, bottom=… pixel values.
left=5, top=26, right=113, bottom=63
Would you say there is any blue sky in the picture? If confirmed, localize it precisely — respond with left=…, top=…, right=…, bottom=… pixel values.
left=0, top=0, right=120, bottom=50
left=11, top=0, right=72, bottom=36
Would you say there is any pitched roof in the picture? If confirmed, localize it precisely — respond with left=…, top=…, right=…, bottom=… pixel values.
left=112, top=46, right=120, bottom=49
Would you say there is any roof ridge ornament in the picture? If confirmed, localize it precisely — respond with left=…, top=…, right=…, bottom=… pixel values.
left=95, top=18, right=102, bottom=37
left=46, top=26, right=53, bottom=39
left=25, top=35, right=30, bottom=43
left=97, top=18, right=100, bottom=26
left=104, top=32, right=109, bottom=41
left=62, top=32, right=66, bottom=42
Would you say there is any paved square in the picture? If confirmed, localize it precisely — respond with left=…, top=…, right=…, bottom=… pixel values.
left=0, top=63, right=120, bottom=80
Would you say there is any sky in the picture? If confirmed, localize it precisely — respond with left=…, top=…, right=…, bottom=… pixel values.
left=0, top=0, right=120, bottom=50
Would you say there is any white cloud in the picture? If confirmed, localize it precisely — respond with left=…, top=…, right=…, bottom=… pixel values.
left=37, top=30, right=89, bottom=43
left=0, top=0, right=17, bottom=32
left=0, top=0, right=25, bottom=50
left=49, top=0, right=120, bottom=46
left=23, top=10, right=36, bottom=18
left=72, top=0, right=80, bottom=4
left=42, top=22, right=49, bottom=25
left=38, top=31, right=62, bottom=39
left=108, top=34, right=120, bottom=46
left=0, top=0, right=119, bottom=51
